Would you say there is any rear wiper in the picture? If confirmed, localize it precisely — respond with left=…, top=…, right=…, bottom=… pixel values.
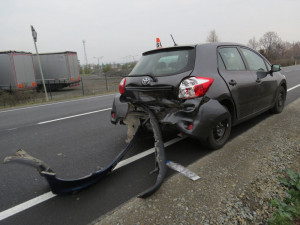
left=124, top=73, right=157, bottom=82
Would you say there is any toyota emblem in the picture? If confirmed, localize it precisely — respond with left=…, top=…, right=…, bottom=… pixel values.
left=141, top=77, right=151, bottom=86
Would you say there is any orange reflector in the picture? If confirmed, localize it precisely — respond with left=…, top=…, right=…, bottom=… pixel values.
left=77, top=76, right=81, bottom=80
left=18, top=84, right=24, bottom=88
left=32, top=82, right=37, bottom=87
left=70, top=77, right=75, bottom=81
left=156, top=37, right=162, bottom=49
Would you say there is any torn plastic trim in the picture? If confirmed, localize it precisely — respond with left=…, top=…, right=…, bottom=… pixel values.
left=137, top=105, right=166, bottom=198
left=4, top=126, right=140, bottom=195
left=4, top=105, right=167, bottom=198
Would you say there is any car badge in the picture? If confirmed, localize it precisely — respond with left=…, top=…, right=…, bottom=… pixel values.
left=142, top=77, right=151, bottom=86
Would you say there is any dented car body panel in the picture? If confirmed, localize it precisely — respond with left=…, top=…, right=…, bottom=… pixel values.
left=111, top=42, right=287, bottom=147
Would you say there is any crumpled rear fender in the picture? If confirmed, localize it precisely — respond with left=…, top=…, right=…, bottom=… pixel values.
left=111, top=94, right=229, bottom=141
left=161, top=99, right=230, bottom=141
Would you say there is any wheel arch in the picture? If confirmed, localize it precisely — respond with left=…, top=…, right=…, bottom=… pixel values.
left=219, top=98, right=236, bottom=124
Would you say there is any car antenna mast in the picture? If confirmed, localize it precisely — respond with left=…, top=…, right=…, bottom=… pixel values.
left=170, top=34, right=178, bottom=46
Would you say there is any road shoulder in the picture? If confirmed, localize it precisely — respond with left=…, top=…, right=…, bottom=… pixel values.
left=92, top=98, right=300, bottom=225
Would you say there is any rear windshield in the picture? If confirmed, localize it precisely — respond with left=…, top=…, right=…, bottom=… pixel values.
left=130, top=48, right=195, bottom=76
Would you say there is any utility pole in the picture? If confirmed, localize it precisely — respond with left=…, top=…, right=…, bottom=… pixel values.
left=31, top=25, right=48, bottom=102
left=82, top=40, right=88, bottom=66
left=93, top=56, right=103, bottom=73
left=94, top=56, right=107, bottom=91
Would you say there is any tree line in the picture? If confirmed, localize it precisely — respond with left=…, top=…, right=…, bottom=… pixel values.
left=207, top=30, right=300, bottom=66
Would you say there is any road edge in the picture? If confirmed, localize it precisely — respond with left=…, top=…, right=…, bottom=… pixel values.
left=92, top=98, right=300, bottom=225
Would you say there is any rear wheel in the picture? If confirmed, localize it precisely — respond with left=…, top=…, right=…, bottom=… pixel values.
left=270, top=86, right=286, bottom=114
left=204, top=108, right=231, bottom=150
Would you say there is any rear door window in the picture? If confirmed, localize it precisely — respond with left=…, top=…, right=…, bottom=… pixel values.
left=240, top=48, right=268, bottom=71
left=218, top=47, right=246, bottom=71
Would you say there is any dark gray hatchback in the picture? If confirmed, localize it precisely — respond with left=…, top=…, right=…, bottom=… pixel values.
left=111, top=42, right=287, bottom=149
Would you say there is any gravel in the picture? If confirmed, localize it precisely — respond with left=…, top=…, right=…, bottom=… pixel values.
left=91, top=98, right=300, bottom=225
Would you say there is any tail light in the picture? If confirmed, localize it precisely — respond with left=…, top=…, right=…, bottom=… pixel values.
left=178, top=77, right=214, bottom=99
left=119, top=78, right=126, bottom=94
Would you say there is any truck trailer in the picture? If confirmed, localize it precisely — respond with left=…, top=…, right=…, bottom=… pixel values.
left=33, top=51, right=81, bottom=91
left=0, top=51, right=37, bottom=91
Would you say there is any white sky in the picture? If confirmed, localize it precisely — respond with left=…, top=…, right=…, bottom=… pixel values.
left=1, top=0, right=299, bottom=64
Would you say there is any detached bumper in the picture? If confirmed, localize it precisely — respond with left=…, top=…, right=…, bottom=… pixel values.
left=111, top=94, right=229, bottom=141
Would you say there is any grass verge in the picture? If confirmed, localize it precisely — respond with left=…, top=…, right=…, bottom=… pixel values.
left=268, top=170, right=300, bottom=225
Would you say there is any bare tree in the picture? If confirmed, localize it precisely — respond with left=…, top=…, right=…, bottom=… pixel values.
left=248, top=37, right=259, bottom=50
left=206, top=30, right=219, bottom=42
left=259, top=31, right=282, bottom=59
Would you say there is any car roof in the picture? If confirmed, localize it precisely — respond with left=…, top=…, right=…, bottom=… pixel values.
left=142, top=42, right=248, bottom=55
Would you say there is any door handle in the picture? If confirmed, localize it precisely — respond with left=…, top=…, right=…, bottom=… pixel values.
left=229, top=79, right=237, bottom=86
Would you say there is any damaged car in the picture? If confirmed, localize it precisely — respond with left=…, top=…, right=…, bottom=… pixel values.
left=111, top=42, right=287, bottom=149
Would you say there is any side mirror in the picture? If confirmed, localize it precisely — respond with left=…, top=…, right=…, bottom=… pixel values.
left=271, top=64, right=281, bottom=72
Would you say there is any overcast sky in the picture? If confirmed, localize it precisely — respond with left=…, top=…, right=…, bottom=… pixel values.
left=1, top=0, right=299, bottom=64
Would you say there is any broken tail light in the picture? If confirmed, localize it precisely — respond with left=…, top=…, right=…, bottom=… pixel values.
left=178, top=77, right=214, bottom=99
left=119, top=78, right=126, bottom=94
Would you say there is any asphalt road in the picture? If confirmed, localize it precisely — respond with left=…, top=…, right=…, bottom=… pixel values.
left=0, top=67, right=300, bottom=225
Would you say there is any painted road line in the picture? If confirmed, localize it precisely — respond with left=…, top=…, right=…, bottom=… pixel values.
left=1, top=83, right=299, bottom=220
left=0, top=136, right=185, bottom=221
left=114, top=136, right=186, bottom=170
left=0, top=94, right=115, bottom=114
left=1, top=83, right=299, bottom=115
left=37, top=108, right=112, bottom=124
left=287, top=84, right=300, bottom=92
left=36, top=83, right=299, bottom=125
left=0, top=192, right=56, bottom=221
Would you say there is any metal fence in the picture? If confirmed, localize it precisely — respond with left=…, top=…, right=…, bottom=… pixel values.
left=0, top=75, right=123, bottom=108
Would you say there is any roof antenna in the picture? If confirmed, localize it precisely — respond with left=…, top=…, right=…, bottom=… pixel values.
left=170, top=34, right=178, bottom=46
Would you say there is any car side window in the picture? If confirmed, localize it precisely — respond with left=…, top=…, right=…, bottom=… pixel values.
left=218, top=48, right=246, bottom=71
left=240, top=48, right=268, bottom=72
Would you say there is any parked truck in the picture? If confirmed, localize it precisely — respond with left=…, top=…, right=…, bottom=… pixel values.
left=33, top=51, right=81, bottom=91
left=0, top=51, right=37, bottom=91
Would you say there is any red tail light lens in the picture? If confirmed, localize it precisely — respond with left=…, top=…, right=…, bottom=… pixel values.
left=178, top=77, right=214, bottom=99
left=119, top=78, right=126, bottom=94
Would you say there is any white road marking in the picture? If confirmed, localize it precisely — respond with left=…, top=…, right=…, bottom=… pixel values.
left=0, top=94, right=115, bottom=114
left=35, top=83, right=299, bottom=125
left=0, top=192, right=56, bottom=221
left=7, top=128, right=17, bottom=131
left=1, top=83, right=300, bottom=220
left=0, top=136, right=185, bottom=221
left=37, top=108, right=112, bottom=124
left=114, top=136, right=185, bottom=170
left=287, top=84, right=300, bottom=92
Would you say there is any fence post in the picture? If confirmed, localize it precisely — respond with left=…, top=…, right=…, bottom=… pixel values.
left=104, top=74, right=108, bottom=92
left=81, top=77, right=85, bottom=96
left=48, top=80, right=52, bottom=100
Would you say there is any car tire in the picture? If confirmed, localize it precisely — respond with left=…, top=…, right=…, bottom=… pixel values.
left=270, top=86, right=286, bottom=114
left=203, top=107, right=231, bottom=150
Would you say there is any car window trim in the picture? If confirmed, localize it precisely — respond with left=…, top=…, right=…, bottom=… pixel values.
left=217, top=46, right=247, bottom=71
left=238, top=47, right=269, bottom=72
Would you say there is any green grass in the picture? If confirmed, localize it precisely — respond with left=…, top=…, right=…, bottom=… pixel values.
left=268, top=170, right=300, bottom=225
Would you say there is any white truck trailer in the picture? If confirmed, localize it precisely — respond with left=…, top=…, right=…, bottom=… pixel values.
left=0, top=51, right=37, bottom=90
left=33, top=51, right=81, bottom=90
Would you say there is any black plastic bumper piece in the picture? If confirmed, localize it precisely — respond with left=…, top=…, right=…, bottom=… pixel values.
left=4, top=106, right=167, bottom=197
left=4, top=126, right=140, bottom=195
left=138, top=106, right=166, bottom=198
